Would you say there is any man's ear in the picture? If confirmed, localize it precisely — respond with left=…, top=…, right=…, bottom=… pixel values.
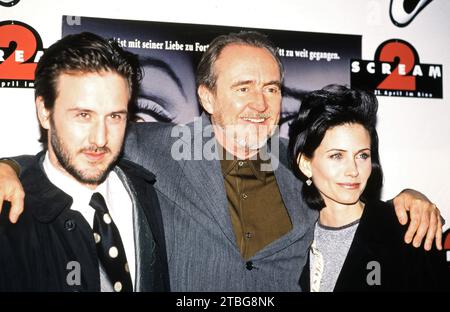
left=197, top=85, right=215, bottom=115
left=298, top=154, right=312, bottom=178
left=35, top=96, right=51, bottom=130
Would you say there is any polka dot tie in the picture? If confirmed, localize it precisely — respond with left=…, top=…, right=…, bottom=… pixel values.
left=89, top=192, right=133, bottom=292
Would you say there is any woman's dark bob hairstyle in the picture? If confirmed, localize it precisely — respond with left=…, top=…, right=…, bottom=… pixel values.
left=288, top=84, right=383, bottom=210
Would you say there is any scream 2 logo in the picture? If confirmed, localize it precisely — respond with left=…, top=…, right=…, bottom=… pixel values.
left=0, top=21, right=44, bottom=88
left=350, top=39, right=442, bottom=99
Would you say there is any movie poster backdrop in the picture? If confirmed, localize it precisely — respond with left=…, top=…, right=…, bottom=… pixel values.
left=62, top=16, right=361, bottom=137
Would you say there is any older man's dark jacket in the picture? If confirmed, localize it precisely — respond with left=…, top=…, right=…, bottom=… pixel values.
left=0, top=153, right=169, bottom=292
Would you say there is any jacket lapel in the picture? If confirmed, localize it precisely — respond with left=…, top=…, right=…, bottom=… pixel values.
left=179, top=114, right=237, bottom=247
left=254, top=137, right=318, bottom=259
left=22, top=152, right=100, bottom=291
left=333, top=201, right=389, bottom=292
left=23, top=152, right=73, bottom=223
left=115, top=160, right=169, bottom=292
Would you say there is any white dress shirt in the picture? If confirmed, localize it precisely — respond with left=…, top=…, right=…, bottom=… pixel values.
left=43, top=152, right=136, bottom=290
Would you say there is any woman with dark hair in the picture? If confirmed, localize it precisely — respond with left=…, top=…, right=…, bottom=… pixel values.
left=289, top=84, right=448, bottom=291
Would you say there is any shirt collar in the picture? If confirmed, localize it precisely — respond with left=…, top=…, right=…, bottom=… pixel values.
left=219, top=146, right=271, bottom=183
left=43, top=152, right=109, bottom=205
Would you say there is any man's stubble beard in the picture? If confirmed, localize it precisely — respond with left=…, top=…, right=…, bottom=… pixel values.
left=211, top=112, right=276, bottom=152
left=49, top=118, right=122, bottom=186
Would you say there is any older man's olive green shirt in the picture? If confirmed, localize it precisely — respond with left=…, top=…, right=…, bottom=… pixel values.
left=220, top=155, right=293, bottom=260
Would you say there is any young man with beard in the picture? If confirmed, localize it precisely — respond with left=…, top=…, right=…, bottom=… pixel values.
left=0, top=33, right=169, bottom=292
left=0, top=31, right=444, bottom=291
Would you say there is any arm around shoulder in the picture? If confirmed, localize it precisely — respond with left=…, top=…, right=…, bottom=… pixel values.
left=0, top=155, right=32, bottom=223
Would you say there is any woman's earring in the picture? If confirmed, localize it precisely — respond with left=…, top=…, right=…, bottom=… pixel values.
left=306, top=178, right=312, bottom=186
